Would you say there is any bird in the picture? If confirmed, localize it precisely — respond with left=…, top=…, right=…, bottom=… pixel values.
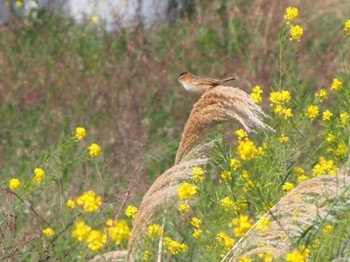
left=178, top=71, right=236, bottom=95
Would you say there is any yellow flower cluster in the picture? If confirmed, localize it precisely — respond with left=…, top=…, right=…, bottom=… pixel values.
left=340, top=112, right=349, bottom=126
left=220, top=196, right=235, bottom=211
left=256, top=217, right=271, bottom=234
left=231, top=215, right=252, bottom=237
left=282, top=182, right=294, bottom=192
left=33, top=168, right=45, bottom=185
left=290, top=25, right=304, bottom=41
left=284, top=7, right=299, bottom=22
left=257, top=251, right=274, bottom=262
left=86, top=230, right=107, bottom=251
left=216, top=232, right=235, bottom=250
left=147, top=224, right=163, bottom=238
left=42, top=227, right=55, bottom=238
left=279, top=134, right=289, bottom=143
left=241, top=170, right=254, bottom=192
left=191, top=217, right=203, bottom=238
left=178, top=182, right=197, bottom=200
left=269, top=90, right=293, bottom=119
left=237, top=138, right=257, bottom=160
left=221, top=170, right=232, bottom=182
left=306, top=105, right=319, bottom=119
left=315, top=88, right=328, bottom=102
left=239, top=256, right=252, bottom=262
left=322, top=224, right=333, bottom=234
left=75, top=127, right=87, bottom=140
left=76, top=190, right=102, bottom=212
left=230, top=158, right=241, bottom=171
left=16, top=1, right=22, bottom=8
left=322, top=110, right=333, bottom=121
left=8, top=178, right=21, bottom=191
left=294, top=167, right=308, bottom=182
left=250, top=85, right=263, bottom=104
left=89, top=143, right=101, bottom=157
left=312, top=157, right=338, bottom=176
left=192, top=166, right=205, bottom=182
left=163, top=237, right=188, bottom=255
left=66, top=199, right=76, bottom=209
left=125, top=205, right=138, bottom=219
left=106, top=219, right=131, bottom=244
left=178, top=203, right=190, bottom=213
left=72, top=220, right=92, bottom=242
left=330, top=78, right=343, bottom=91
left=235, top=129, right=248, bottom=139
left=286, top=245, right=310, bottom=262
left=345, top=19, right=350, bottom=36
left=326, top=133, right=336, bottom=143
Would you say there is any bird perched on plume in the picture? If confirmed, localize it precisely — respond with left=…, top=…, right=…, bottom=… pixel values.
left=178, top=71, right=236, bottom=95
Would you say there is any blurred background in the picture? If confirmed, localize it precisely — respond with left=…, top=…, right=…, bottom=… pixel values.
left=0, top=0, right=349, bottom=203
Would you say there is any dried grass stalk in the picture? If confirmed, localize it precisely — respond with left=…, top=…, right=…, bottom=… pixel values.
left=90, top=251, right=128, bottom=261
left=222, top=168, right=350, bottom=261
left=175, top=85, right=273, bottom=164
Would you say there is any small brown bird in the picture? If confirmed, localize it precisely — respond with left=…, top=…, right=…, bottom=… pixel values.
left=178, top=71, right=236, bottom=94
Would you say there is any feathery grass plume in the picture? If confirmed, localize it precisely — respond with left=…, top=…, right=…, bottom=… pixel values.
left=222, top=168, right=350, bottom=261
left=175, top=85, right=273, bottom=164
left=128, top=158, right=209, bottom=261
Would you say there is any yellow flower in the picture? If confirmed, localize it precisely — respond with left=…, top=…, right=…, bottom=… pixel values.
left=315, top=88, right=328, bottom=102
left=75, top=127, right=87, bottom=140
left=340, top=112, right=349, bottom=126
left=336, top=143, right=348, bottom=157
left=220, top=196, right=235, bottom=211
left=279, top=134, right=289, bottom=143
left=269, top=90, right=292, bottom=105
left=221, top=170, right=232, bottom=182
left=330, top=78, right=343, bottom=91
left=322, top=224, right=333, bottom=234
left=107, top=220, right=131, bottom=244
left=178, top=203, right=190, bottom=213
left=344, top=19, right=350, bottom=36
left=66, top=199, right=76, bottom=209
left=241, top=170, right=254, bottom=191
left=235, top=129, right=248, bottom=139
left=312, top=157, right=339, bottom=176
left=258, top=251, right=274, bottom=262
left=192, top=166, right=205, bottom=182
left=237, top=138, right=257, bottom=160
left=306, top=105, right=319, bottom=119
left=8, top=178, right=21, bottom=191
left=286, top=245, right=310, bottom=262
left=71, top=220, right=92, bottom=241
left=125, top=205, right=138, bottom=219
left=147, top=224, right=163, bottom=238
left=163, top=237, right=188, bottom=255
left=326, top=133, right=336, bottom=143
left=231, top=215, right=252, bottom=237
left=143, top=250, right=152, bottom=261
left=193, top=229, right=202, bottom=238
left=42, top=227, right=55, bottom=238
left=216, top=232, right=235, bottom=250
left=322, top=110, right=333, bottom=121
left=293, top=167, right=305, bottom=176
left=239, top=256, right=252, bottom=262
left=230, top=158, right=241, bottom=171
left=290, top=25, right=303, bottom=41
left=191, top=217, right=202, bottom=228
left=76, top=191, right=102, bottom=212
left=91, top=15, right=99, bottom=24
left=178, top=182, right=197, bottom=200
left=89, top=143, right=101, bottom=157
left=33, top=167, right=45, bottom=185
left=297, top=174, right=308, bottom=182
left=256, top=217, right=271, bottom=234
left=284, top=7, right=299, bottom=22
left=282, top=182, right=294, bottom=192
left=250, top=85, right=263, bottom=104
left=16, top=1, right=22, bottom=8
left=86, top=230, right=107, bottom=251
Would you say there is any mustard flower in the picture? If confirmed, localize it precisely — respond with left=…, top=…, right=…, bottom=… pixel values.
left=8, top=178, right=21, bottom=191
left=306, top=105, right=319, bottom=119
left=312, top=157, right=338, bottom=176
left=216, top=232, right=235, bottom=250
left=235, top=129, right=248, bottom=139
left=297, top=174, right=309, bottom=182
left=192, top=166, right=205, bottom=182
left=282, top=182, right=294, bottom=192
left=75, top=127, right=86, bottom=140
left=279, top=134, right=289, bottom=143
left=330, top=78, right=343, bottom=91
left=256, top=217, right=271, bottom=234
left=220, top=196, right=235, bottom=211
left=91, top=15, right=99, bottom=24
left=125, top=205, right=138, bottom=219
left=76, top=190, right=102, bottom=212
left=147, top=224, right=163, bottom=238
left=143, top=250, right=152, bottom=261
left=326, top=133, right=336, bottom=143
left=340, top=112, right=349, bottom=125
left=344, top=19, right=350, bottom=36
left=230, top=158, right=241, bottom=171
left=284, top=7, right=299, bottom=22
left=269, top=90, right=292, bottom=105
left=16, top=1, right=22, bottom=8
left=163, top=237, right=188, bottom=255
left=322, top=110, right=333, bottom=121
left=71, top=220, right=92, bottom=241
left=178, top=203, right=190, bottom=213
left=250, top=85, right=263, bottom=104
left=86, top=230, right=107, bottom=252
left=33, top=167, right=45, bottom=185
left=336, top=143, right=348, bottom=157
left=290, top=25, right=303, bottom=41
left=191, top=217, right=202, bottom=228
left=293, top=167, right=305, bottom=176
left=88, top=143, right=101, bottom=157
left=66, top=199, right=76, bottom=209
left=231, top=215, right=252, bottom=237
left=286, top=245, right=310, bottom=262
left=42, top=227, right=55, bottom=238
left=258, top=251, right=274, bottom=262
left=241, top=170, right=254, bottom=191
left=237, top=138, right=257, bottom=160
left=239, top=256, right=252, bottom=262
left=315, top=88, right=328, bottom=102
left=107, top=219, right=131, bottom=244
left=221, top=170, right=232, bottom=182
left=178, top=182, right=197, bottom=200
left=193, top=229, right=202, bottom=238
left=322, top=224, right=333, bottom=234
